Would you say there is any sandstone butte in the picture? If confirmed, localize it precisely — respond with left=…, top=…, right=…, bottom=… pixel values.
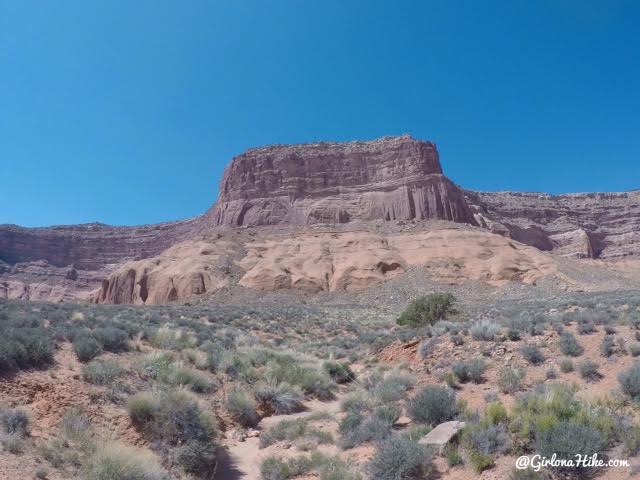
left=1, top=135, right=639, bottom=304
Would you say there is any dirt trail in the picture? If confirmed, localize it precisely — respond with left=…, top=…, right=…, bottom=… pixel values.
left=215, top=395, right=344, bottom=480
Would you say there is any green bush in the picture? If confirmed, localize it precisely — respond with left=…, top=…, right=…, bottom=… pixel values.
left=166, top=365, right=215, bottom=393
left=265, top=362, right=334, bottom=400
left=629, top=343, right=640, bottom=357
left=254, top=382, right=304, bottom=415
left=369, top=372, right=415, bottom=403
left=462, top=422, right=510, bottom=455
left=578, top=360, right=601, bottom=381
left=534, top=421, right=604, bottom=476
left=601, top=334, right=615, bottom=357
left=226, top=388, right=259, bottom=427
left=407, top=385, right=456, bottom=425
left=485, top=402, right=508, bottom=425
left=174, top=440, right=218, bottom=477
left=468, top=450, right=494, bottom=473
left=559, top=332, right=583, bottom=357
left=520, top=343, right=545, bottom=365
left=84, top=442, right=168, bottom=480
left=339, top=408, right=396, bottom=449
left=127, top=392, right=158, bottom=424
left=452, top=358, right=486, bottom=384
left=323, top=361, right=355, bottom=384
left=127, top=389, right=217, bottom=476
left=73, top=335, right=102, bottom=362
left=1, top=408, right=29, bottom=436
left=260, top=415, right=331, bottom=449
left=366, top=436, right=432, bottom=480
left=498, top=366, right=525, bottom=394
left=559, top=358, right=574, bottom=373
left=82, top=359, right=125, bottom=385
left=469, top=320, right=501, bottom=341
left=396, top=293, right=455, bottom=327
left=93, top=327, right=129, bottom=352
left=0, top=328, right=54, bottom=373
left=619, top=362, right=640, bottom=401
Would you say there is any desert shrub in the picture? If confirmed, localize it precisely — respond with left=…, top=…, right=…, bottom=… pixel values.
left=468, top=451, right=494, bottom=473
left=35, top=467, right=48, bottom=479
left=82, top=358, right=125, bottom=385
left=226, top=388, right=259, bottom=427
left=444, top=444, right=463, bottom=466
left=260, top=415, right=332, bottom=449
left=254, top=382, right=304, bottom=415
left=577, top=320, right=596, bottom=334
left=509, top=468, right=545, bottom=480
left=559, top=358, right=574, bottom=373
left=485, top=402, right=508, bottom=425
left=452, top=358, right=486, bottom=384
left=166, top=365, right=215, bottom=393
left=60, top=408, right=91, bottom=443
left=578, top=360, right=601, bottom=381
left=127, top=392, right=158, bottom=424
left=84, top=442, right=168, bottom=480
left=265, top=362, right=334, bottom=400
left=418, top=338, right=436, bottom=358
left=174, top=440, right=218, bottom=476
left=451, top=361, right=469, bottom=382
left=451, top=333, right=464, bottom=346
left=601, top=334, right=615, bottom=357
left=407, top=385, right=456, bottom=425
left=604, top=324, right=617, bottom=334
left=370, top=372, right=415, bottom=404
left=1, top=408, right=29, bottom=436
left=534, top=421, right=604, bottom=476
left=619, top=362, right=640, bottom=401
left=559, top=332, right=583, bottom=357
left=128, top=389, right=217, bottom=475
left=323, top=361, right=355, bottom=384
left=545, top=367, right=557, bottom=379
left=366, top=435, right=432, bottom=480
left=507, top=328, right=522, bottom=341
left=93, top=327, right=129, bottom=352
left=520, top=343, right=545, bottom=365
left=469, top=320, right=501, bottom=341
left=396, top=293, right=455, bottom=327
left=0, top=328, right=54, bottom=373
left=462, top=422, right=510, bottom=455
left=261, top=456, right=293, bottom=480
left=73, top=335, right=102, bottom=362
left=338, top=405, right=399, bottom=449
left=498, top=366, right=525, bottom=394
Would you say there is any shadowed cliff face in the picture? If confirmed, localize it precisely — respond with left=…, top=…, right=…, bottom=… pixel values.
left=206, top=135, right=477, bottom=226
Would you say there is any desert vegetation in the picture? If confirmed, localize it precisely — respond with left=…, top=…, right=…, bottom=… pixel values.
left=1, top=289, right=640, bottom=479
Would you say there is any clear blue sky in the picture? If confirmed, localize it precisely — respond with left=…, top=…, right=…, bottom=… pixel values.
left=2, top=0, right=639, bottom=227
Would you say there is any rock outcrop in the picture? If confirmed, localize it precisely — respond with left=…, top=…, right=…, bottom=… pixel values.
left=237, top=228, right=560, bottom=293
left=2, top=135, right=639, bottom=304
left=206, top=135, right=476, bottom=226
left=467, top=190, right=640, bottom=259
left=91, top=240, right=236, bottom=304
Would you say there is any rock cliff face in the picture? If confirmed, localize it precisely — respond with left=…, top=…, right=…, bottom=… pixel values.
left=206, top=135, right=476, bottom=226
left=466, top=190, right=640, bottom=259
left=2, top=135, right=639, bottom=304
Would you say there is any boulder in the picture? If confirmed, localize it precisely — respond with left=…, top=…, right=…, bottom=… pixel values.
left=419, top=420, right=466, bottom=453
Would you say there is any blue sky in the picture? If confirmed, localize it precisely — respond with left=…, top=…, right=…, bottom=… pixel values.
left=2, top=0, right=639, bottom=227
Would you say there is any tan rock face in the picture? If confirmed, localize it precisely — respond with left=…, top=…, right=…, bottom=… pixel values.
left=90, top=241, right=234, bottom=304
left=238, top=228, right=559, bottom=293
left=207, top=135, right=476, bottom=226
